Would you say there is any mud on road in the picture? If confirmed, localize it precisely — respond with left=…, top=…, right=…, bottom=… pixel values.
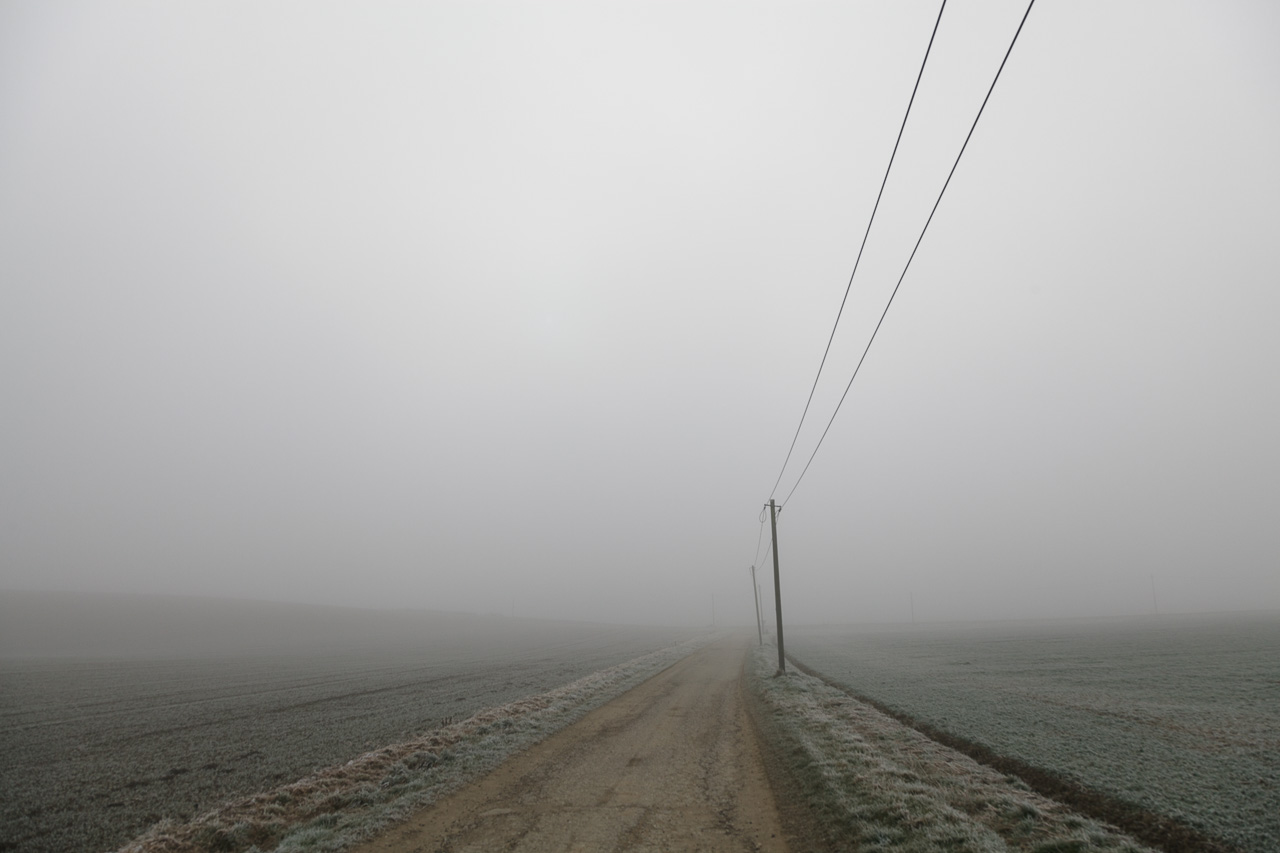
left=349, top=638, right=788, bottom=853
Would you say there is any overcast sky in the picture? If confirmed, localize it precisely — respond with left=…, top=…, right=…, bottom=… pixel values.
left=2, top=1, right=1277, bottom=627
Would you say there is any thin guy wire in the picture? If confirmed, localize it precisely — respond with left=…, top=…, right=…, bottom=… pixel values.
left=780, top=0, right=1037, bottom=509
left=768, top=0, right=948, bottom=501
left=755, top=536, right=774, bottom=569
left=751, top=515, right=768, bottom=567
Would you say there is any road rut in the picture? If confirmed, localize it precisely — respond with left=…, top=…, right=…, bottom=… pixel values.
left=349, top=638, right=787, bottom=853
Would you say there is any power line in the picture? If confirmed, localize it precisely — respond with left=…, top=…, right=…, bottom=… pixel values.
left=750, top=501, right=777, bottom=571
left=780, top=0, right=1037, bottom=508
left=753, top=533, right=774, bottom=569
left=751, top=513, right=768, bottom=568
left=769, top=0, right=948, bottom=502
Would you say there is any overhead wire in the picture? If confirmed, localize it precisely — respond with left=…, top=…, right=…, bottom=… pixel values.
left=751, top=512, right=768, bottom=568
left=768, top=0, right=949, bottom=502
left=779, top=0, right=1037, bottom=509
left=753, top=536, right=773, bottom=570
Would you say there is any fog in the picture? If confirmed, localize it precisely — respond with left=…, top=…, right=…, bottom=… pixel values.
left=2, top=1, right=1277, bottom=629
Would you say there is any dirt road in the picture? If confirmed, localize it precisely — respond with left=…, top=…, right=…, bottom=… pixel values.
left=349, top=638, right=788, bottom=853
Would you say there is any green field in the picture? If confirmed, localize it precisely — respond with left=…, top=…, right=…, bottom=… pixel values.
left=788, top=612, right=1280, bottom=853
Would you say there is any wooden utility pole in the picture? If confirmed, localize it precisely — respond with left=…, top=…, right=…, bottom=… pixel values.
left=750, top=565, right=763, bottom=645
left=769, top=499, right=785, bottom=673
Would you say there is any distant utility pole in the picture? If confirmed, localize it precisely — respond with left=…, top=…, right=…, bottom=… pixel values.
left=769, top=499, right=785, bottom=673
left=749, top=565, right=763, bottom=645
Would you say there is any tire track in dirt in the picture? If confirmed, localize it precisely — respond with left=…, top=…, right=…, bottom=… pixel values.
left=348, top=638, right=789, bottom=853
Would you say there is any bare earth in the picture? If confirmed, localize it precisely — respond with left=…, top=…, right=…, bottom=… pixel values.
left=349, top=638, right=788, bottom=853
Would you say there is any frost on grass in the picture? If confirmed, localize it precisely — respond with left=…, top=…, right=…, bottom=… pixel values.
left=116, top=636, right=709, bottom=853
left=785, top=614, right=1280, bottom=853
left=747, top=645, right=1155, bottom=853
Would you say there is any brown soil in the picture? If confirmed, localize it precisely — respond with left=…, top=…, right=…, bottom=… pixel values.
left=347, top=638, right=790, bottom=853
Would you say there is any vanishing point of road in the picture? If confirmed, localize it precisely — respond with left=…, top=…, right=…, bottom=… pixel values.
left=349, top=638, right=791, bottom=853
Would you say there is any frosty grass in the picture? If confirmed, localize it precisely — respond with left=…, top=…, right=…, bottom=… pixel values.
left=116, top=635, right=711, bottom=853
left=747, top=643, right=1155, bottom=853
left=787, top=614, right=1279, bottom=853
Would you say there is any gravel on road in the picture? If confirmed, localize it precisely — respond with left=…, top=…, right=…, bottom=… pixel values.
left=348, top=638, right=788, bottom=853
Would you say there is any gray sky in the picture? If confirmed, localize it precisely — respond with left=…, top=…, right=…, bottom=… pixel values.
left=2, top=1, right=1277, bottom=627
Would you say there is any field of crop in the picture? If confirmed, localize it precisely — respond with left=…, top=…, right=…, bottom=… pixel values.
left=0, top=597, right=695, bottom=853
left=787, top=612, right=1280, bottom=853
left=117, top=636, right=710, bottom=853
left=747, top=644, right=1155, bottom=853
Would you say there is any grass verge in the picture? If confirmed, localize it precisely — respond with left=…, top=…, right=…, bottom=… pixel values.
left=115, top=635, right=711, bottom=853
left=746, top=644, right=1158, bottom=853
left=785, top=654, right=1243, bottom=853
